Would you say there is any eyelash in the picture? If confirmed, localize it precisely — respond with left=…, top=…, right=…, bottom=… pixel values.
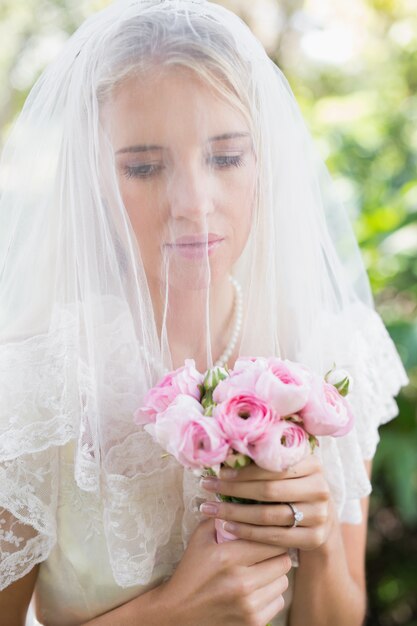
left=123, top=163, right=163, bottom=179
left=210, top=154, right=244, bottom=169
left=122, top=154, right=244, bottom=180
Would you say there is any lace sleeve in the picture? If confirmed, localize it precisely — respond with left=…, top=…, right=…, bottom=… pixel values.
left=0, top=450, right=59, bottom=591
left=305, top=303, right=409, bottom=524
left=0, top=329, right=78, bottom=590
left=347, top=307, right=408, bottom=459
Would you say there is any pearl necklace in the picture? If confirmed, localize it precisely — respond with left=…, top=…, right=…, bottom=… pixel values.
left=139, top=275, right=243, bottom=371
left=214, top=275, right=243, bottom=367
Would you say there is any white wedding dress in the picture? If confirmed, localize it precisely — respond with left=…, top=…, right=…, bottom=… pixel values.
left=24, top=438, right=292, bottom=626
left=6, top=304, right=407, bottom=626
left=1, top=302, right=406, bottom=626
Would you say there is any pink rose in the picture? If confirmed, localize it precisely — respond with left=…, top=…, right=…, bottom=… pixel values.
left=232, top=356, right=269, bottom=374
left=177, top=418, right=230, bottom=470
left=325, top=368, right=353, bottom=397
left=213, top=357, right=267, bottom=404
left=135, top=359, right=203, bottom=424
left=214, top=393, right=276, bottom=455
left=255, top=358, right=311, bottom=417
left=300, top=380, right=355, bottom=436
left=145, top=395, right=229, bottom=470
left=250, top=420, right=310, bottom=472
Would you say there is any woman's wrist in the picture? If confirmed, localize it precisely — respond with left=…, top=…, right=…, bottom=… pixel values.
left=81, top=582, right=174, bottom=626
left=292, top=501, right=366, bottom=626
left=133, top=582, right=175, bottom=626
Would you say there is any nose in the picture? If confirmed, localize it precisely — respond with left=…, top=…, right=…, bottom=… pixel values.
left=168, top=162, right=214, bottom=221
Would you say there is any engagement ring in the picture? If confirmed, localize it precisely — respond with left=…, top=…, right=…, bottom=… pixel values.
left=286, top=502, right=304, bottom=528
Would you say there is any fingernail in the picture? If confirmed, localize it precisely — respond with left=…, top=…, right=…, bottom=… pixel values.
left=223, top=521, right=237, bottom=532
left=220, top=468, right=238, bottom=480
left=199, top=502, right=220, bottom=515
left=200, top=477, right=219, bottom=491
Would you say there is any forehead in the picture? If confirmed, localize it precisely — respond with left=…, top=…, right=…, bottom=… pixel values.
left=103, top=67, right=250, bottom=150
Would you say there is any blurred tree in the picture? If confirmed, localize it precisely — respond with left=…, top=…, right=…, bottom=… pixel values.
left=268, top=2, right=417, bottom=623
left=0, top=0, right=111, bottom=146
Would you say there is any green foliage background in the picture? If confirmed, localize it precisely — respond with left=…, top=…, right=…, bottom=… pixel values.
left=275, top=4, right=417, bottom=624
left=1, top=1, right=416, bottom=624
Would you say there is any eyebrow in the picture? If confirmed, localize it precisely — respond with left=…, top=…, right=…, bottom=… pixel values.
left=115, top=132, right=251, bottom=155
left=209, top=132, right=251, bottom=142
left=115, top=144, right=163, bottom=155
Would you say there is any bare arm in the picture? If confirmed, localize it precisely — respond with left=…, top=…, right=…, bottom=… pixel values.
left=81, top=583, right=168, bottom=626
left=0, top=565, right=39, bottom=626
left=288, top=459, right=372, bottom=626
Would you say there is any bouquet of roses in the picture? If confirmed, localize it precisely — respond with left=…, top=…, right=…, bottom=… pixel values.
left=134, top=356, right=353, bottom=521
left=135, top=357, right=353, bottom=626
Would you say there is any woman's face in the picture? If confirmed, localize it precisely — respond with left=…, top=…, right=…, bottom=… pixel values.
left=106, top=67, right=256, bottom=289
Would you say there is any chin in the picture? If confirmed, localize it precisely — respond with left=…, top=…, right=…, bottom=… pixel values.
left=165, top=259, right=234, bottom=292
left=144, top=246, right=237, bottom=292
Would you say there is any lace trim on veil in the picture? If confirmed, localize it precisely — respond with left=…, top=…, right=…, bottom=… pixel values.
left=316, top=304, right=408, bottom=523
left=0, top=327, right=77, bottom=591
left=0, top=302, right=408, bottom=589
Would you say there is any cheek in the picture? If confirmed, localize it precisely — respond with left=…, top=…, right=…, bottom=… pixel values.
left=119, top=180, right=165, bottom=257
left=227, top=169, right=256, bottom=248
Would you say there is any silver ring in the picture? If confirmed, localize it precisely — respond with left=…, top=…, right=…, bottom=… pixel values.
left=286, top=502, right=304, bottom=528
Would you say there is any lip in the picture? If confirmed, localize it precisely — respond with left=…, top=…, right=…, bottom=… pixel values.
left=171, top=234, right=223, bottom=245
left=165, top=234, right=224, bottom=260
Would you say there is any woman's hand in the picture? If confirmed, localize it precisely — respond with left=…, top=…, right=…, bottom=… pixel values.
left=158, top=518, right=291, bottom=626
left=199, top=454, right=335, bottom=552
left=84, top=518, right=291, bottom=626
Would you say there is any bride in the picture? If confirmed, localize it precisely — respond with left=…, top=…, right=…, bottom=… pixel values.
left=0, top=1, right=407, bottom=625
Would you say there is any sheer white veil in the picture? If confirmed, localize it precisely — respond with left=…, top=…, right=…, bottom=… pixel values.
left=0, top=0, right=407, bottom=591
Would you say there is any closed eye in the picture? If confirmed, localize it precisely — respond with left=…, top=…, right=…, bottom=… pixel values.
left=209, top=154, right=244, bottom=169
left=121, top=154, right=245, bottom=179
left=123, top=163, right=165, bottom=179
